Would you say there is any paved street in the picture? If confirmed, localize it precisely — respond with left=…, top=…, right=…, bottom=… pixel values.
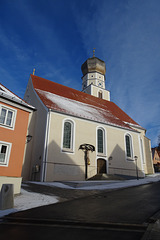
left=1, top=181, right=160, bottom=239
left=0, top=222, right=145, bottom=240
left=5, top=181, right=160, bottom=224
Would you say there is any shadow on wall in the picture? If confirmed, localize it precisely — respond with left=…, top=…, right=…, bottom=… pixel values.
left=23, top=135, right=145, bottom=182
left=24, top=139, right=93, bottom=182
left=22, top=110, right=96, bottom=182
left=108, top=144, right=144, bottom=178
left=21, top=110, right=37, bottom=181
left=44, top=140, right=95, bottom=182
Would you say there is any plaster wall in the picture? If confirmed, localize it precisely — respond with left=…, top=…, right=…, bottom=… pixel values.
left=83, top=85, right=110, bottom=101
left=23, top=77, right=48, bottom=181
left=91, top=85, right=110, bottom=100
left=0, top=102, right=29, bottom=177
left=128, top=126, right=154, bottom=175
left=44, top=111, right=144, bottom=181
left=0, top=176, right=22, bottom=194
left=144, top=136, right=154, bottom=174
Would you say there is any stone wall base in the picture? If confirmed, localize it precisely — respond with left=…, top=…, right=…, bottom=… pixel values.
left=0, top=176, right=22, bottom=194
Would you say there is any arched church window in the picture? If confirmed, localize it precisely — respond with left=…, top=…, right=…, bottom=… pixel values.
left=63, top=120, right=74, bottom=150
left=97, top=128, right=105, bottom=154
left=125, top=134, right=133, bottom=158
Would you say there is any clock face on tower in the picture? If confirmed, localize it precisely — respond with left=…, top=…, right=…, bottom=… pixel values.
left=98, top=81, right=103, bottom=87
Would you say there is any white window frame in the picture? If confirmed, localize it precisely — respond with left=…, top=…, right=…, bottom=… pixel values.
left=0, top=141, right=12, bottom=167
left=96, top=127, right=106, bottom=156
left=61, top=119, right=75, bottom=153
left=0, top=104, right=17, bottom=130
left=125, top=133, right=134, bottom=160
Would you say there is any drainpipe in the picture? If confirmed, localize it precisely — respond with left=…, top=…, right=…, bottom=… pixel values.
left=41, top=109, right=50, bottom=182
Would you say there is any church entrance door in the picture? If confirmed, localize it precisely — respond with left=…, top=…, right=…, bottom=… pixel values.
left=97, top=158, right=107, bottom=174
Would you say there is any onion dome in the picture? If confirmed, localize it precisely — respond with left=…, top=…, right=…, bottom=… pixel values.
left=81, top=56, right=106, bottom=76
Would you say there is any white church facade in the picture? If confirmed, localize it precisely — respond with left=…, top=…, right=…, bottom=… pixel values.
left=23, top=55, right=154, bottom=181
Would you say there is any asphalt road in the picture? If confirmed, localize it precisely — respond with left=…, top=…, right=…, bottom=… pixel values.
left=0, top=222, right=145, bottom=240
left=5, top=181, right=160, bottom=224
left=1, top=181, right=160, bottom=240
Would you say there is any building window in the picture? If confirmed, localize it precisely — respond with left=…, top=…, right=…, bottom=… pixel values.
left=97, top=128, right=105, bottom=154
left=98, top=91, right=103, bottom=99
left=125, top=134, right=133, bottom=158
left=0, top=142, right=11, bottom=166
left=0, top=105, right=16, bottom=128
left=62, top=120, right=74, bottom=151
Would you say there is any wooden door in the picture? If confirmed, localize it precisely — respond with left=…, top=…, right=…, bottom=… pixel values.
left=97, top=159, right=106, bottom=174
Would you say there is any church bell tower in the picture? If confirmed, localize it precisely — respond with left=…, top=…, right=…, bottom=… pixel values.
left=81, top=50, right=110, bottom=101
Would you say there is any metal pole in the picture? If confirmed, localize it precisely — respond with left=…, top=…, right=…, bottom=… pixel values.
left=85, top=150, right=88, bottom=180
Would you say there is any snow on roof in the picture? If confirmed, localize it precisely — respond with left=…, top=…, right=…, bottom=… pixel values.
left=0, top=83, right=35, bottom=110
left=31, top=75, right=141, bottom=131
left=36, top=88, right=129, bottom=128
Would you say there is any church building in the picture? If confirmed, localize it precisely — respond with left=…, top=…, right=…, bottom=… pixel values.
left=23, top=55, right=154, bottom=181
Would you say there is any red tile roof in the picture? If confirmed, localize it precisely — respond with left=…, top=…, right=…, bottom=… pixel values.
left=31, top=74, right=142, bottom=131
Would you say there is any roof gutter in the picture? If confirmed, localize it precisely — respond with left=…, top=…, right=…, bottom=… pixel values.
left=0, top=94, right=35, bottom=111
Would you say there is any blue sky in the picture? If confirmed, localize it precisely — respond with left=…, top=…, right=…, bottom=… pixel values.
left=0, top=0, right=160, bottom=147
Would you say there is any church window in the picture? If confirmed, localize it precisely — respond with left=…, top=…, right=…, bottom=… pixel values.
left=62, top=120, right=74, bottom=151
left=97, top=128, right=106, bottom=154
left=125, top=134, right=133, bottom=159
left=98, top=91, right=103, bottom=99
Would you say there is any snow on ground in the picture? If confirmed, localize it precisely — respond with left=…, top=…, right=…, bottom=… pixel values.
left=0, top=188, right=59, bottom=218
left=31, top=173, right=160, bottom=190
left=14, top=189, right=59, bottom=210
left=0, top=174, right=160, bottom=218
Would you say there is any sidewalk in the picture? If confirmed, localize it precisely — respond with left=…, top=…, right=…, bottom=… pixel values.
left=53, top=173, right=160, bottom=190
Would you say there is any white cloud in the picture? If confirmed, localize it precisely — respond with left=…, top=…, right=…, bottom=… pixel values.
left=72, top=0, right=160, bottom=146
